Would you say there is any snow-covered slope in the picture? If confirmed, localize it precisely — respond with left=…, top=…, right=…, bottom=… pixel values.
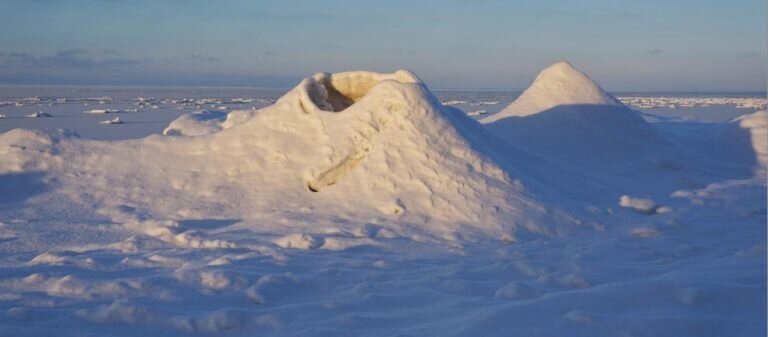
left=0, top=69, right=764, bottom=337
left=724, top=111, right=767, bottom=170
left=482, top=61, right=623, bottom=122
left=664, top=110, right=768, bottom=176
left=482, top=62, right=670, bottom=167
left=479, top=61, right=763, bottom=204
left=163, top=110, right=230, bottom=136
left=0, top=70, right=577, bottom=243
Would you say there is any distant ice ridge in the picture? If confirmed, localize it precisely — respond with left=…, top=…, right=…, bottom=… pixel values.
left=619, top=96, right=767, bottom=110
left=1, top=95, right=276, bottom=110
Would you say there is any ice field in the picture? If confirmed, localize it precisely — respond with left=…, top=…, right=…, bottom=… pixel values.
left=0, top=63, right=765, bottom=337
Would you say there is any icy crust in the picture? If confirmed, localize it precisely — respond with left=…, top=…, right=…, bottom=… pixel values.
left=482, top=62, right=624, bottom=122
left=0, top=70, right=564, bottom=241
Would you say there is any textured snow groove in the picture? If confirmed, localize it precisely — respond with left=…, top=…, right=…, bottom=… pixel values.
left=307, top=150, right=367, bottom=192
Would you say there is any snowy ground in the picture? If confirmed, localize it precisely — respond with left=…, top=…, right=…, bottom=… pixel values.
left=0, top=67, right=765, bottom=336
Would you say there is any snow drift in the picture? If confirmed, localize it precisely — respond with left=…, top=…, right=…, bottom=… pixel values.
left=482, top=61, right=624, bottom=122
left=162, top=110, right=253, bottom=136
left=681, top=110, right=768, bottom=175
left=0, top=70, right=575, bottom=242
left=732, top=111, right=768, bottom=168
left=0, top=68, right=764, bottom=337
left=481, top=62, right=671, bottom=165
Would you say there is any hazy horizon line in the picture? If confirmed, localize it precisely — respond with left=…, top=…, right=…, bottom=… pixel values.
left=0, top=82, right=765, bottom=95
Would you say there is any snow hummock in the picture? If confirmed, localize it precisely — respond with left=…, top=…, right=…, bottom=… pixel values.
left=163, top=110, right=228, bottom=136
left=619, top=195, right=658, bottom=214
left=0, top=69, right=571, bottom=242
left=725, top=111, right=768, bottom=168
left=26, top=111, right=52, bottom=118
left=163, top=109, right=253, bottom=136
left=481, top=62, right=670, bottom=170
left=482, top=61, right=623, bottom=122
left=98, top=117, right=123, bottom=125
left=84, top=109, right=120, bottom=114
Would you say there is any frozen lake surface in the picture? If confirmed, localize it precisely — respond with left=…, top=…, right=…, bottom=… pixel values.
left=1, top=85, right=763, bottom=139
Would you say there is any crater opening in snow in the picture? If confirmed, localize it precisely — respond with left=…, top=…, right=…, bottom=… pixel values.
left=300, top=70, right=421, bottom=113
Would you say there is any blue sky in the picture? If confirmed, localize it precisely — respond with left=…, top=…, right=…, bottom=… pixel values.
left=0, top=0, right=765, bottom=91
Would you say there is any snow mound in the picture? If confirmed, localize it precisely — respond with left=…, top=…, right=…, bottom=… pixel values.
left=482, top=61, right=624, bottom=122
left=481, top=62, right=669, bottom=165
left=84, top=109, right=120, bottom=114
left=723, top=111, right=767, bottom=168
left=274, top=233, right=321, bottom=250
left=619, top=195, right=658, bottom=214
left=0, top=69, right=574, bottom=241
left=98, top=117, right=123, bottom=125
left=26, top=111, right=52, bottom=118
left=163, top=110, right=252, bottom=136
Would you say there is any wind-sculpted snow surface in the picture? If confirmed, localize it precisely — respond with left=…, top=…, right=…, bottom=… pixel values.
left=481, top=62, right=764, bottom=198
left=0, top=69, right=574, bottom=242
left=0, top=68, right=765, bottom=337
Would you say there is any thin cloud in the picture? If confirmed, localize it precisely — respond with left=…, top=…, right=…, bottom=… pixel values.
left=647, top=48, right=664, bottom=55
left=0, top=49, right=143, bottom=70
left=184, top=54, right=219, bottom=62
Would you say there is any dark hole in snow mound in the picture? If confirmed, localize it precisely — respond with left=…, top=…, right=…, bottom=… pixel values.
left=300, top=70, right=421, bottom=113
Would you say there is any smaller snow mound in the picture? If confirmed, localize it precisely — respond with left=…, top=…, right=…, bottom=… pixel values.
left=26, top=111, right=52, bottom=118
left=98, top=117, right=123, bottom=125
left=681, top=110, right=767, bottom=176
left=482, top=62, right=623, bottom=122
left=172, top=310, right=279, bottom=333
left=83, top=109, right=120, bottom=114
left=245, top=273, right=301, bottom=304
left=481, top=62, right=670, bottom=166
left=484, top=104, right=669, bottom=164
left=727, top=111, right=767, bottom=168
left=273, top=233, right=322, bottom=250
left=619, top=195, right=658, bottom=214
left=163, top=110, right=229, bottom=136
left=494, top=281, right=544, bottom=300
left=76, top=300, right=157, bottom=325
